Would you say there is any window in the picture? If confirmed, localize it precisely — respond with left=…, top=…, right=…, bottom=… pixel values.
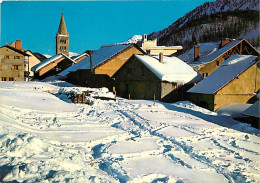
left=1, top=77, right=7, bottom=81
left=14, top=56, right=20, bottom=59
left=11, top=65, right=20, bottom=71
left=60, top=46, right=66, bottom=51
left=60, top=39, right=66, bottom=44
left=216, top=61, right=220, bottom=66
left=4, top=55, right=10, bottom=59
left=9, top=77, right=14, bottom=81
left=205, top=73, right=208, bottom=77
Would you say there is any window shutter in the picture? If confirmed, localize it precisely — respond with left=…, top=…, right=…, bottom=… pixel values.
left=18, top=66, right=22, bottom=70
left=11, top=66, right=14, bottom=70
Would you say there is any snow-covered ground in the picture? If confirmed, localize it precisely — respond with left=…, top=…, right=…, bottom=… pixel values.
left=0, top=81, right=259, bottom=182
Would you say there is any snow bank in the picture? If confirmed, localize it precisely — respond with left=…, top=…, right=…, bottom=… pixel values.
left=0, top=81, right=259, bottom=182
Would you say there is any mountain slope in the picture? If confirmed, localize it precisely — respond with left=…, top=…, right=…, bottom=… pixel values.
left=149, top=0, right=259, bottom=52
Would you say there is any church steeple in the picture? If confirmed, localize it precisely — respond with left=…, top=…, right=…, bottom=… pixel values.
left=57, top=13, right=68, bottom=35
left=56, top=13, right=69, bottom=56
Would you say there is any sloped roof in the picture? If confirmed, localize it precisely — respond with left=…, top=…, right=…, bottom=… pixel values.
left=58, top=44, right=133, bottom=76
left=57, top=13, right=68, bottom=35
left=179, top=39, right=258, bottom=67
left=1, top=45, right=30, bottom=56
left=242, top=101, right=260, bottom=118
left=134, top=55, right=203, bottom=84
left=178, top=42, right=220, bottom=64
left=188, top=55, right=258, bottom=94
left=31, top=53, right=75, bottom=72
left=198, top=39, right=242, bottom=64
left=71, top=52, right=88, bottom=62
left=27, top=51, right=47, bottom=61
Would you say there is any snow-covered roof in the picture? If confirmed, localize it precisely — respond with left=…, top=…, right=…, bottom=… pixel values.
left=58, top=44, right=132, bottom=76
left=242, top=101, right=260, bottom=118
left=178, top=42, right=220, bottom=64
left=188, top=55, right=258, bottom=94
left=179, top=39, right=251, bottom=67
left=31, top=53, right=75, bottom=72
left=198, top=39, right=241, bottom=65
left=134, top=55, right=203, bottom=84
left=72, top=52, right=88, bottom=61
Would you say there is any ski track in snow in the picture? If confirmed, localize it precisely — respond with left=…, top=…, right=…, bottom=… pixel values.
left=0, top=82, right=259, bottom=182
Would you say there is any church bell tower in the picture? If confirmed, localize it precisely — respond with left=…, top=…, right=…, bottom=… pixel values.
left=56, top=13, right=69, bottom=56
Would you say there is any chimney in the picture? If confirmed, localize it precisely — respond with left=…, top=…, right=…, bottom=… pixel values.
left=87, top=50, right=94, bottom=74
left=194, top=45, right=200, bottom=61
left=221, top=38, right=230, bottom=47
left=159, top=53, right=164, bottom=63
left=15, top=40, right=22, bottom=50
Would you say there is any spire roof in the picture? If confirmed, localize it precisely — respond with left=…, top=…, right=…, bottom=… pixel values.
left=57, top=13, right=68, bottom=35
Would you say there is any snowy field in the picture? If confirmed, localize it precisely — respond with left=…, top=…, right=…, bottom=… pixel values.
left=0, top=81, right=259, bottom=182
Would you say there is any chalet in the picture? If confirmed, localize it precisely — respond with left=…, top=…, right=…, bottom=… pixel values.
left=0, top=44, right=30, bottom=81
left=58, top=44, right=145, bottom=90
left=31, top=53, right=75, bottom=79
left=188, top=55, right=259, bottom=111
left=179, top=39, right=259, bottom=78
left=113, top=53, right=202, bottom=102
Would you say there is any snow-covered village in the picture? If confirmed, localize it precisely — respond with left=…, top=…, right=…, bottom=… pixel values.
left=0, top=0, right=259, bottom=182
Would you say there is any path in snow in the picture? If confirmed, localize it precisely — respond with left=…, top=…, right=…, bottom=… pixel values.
left=0, top=82, right=259, bottom=182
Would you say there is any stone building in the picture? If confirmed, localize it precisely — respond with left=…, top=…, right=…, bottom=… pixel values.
left=56, top=13, right=69, bottom=56
left=188, top=55, right=259, bottom=111
left=179, top=39, right=259, bottom=78
left=58, top=44, right=145, bottom=90
left=9, top=40, right=47, bottom=78
left=0, top=43, right=30, bottom=81
left=113, top=54, right=202, bottom=102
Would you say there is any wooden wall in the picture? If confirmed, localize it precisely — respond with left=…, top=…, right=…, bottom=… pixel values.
left=95, top=45, right=144, bottom=77
left=114, top=56, right=161, bottom=99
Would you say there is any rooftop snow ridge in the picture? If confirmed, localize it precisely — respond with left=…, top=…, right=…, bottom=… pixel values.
left=134, top=54, right=202, bottom=84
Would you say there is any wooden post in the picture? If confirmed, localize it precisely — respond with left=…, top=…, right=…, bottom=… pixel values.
left=153, top=94, right=155, bottom=106
left=115, top=91, right=117, bottom=99
left=128, top=93, right=130, bottom=100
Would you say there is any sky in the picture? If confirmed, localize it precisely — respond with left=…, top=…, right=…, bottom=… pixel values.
left=1, top=0, right=213, bottom=55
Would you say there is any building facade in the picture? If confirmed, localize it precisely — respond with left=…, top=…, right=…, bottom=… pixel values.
left=113, top=54, right=202, bottom=102
left=194, top=39, right=259, bottom=78
left=0, top=45, right=30, bottom=81
left=56, top=13, right=69, bottom=56
left=188, top=55, right=259, bottom=111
